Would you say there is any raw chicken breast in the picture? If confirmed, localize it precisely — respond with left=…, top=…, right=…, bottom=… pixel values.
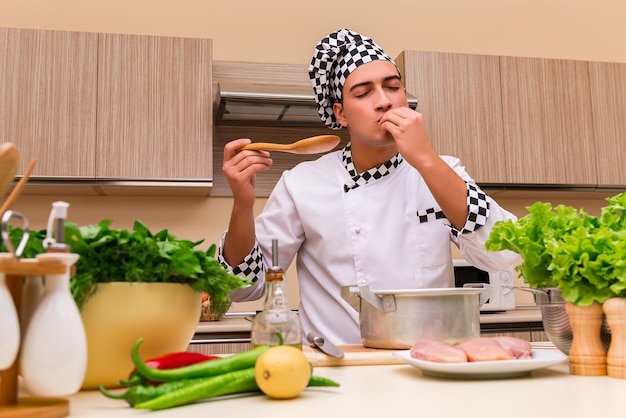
left=492, top=336, right=532, bottom=359
left=410, top=339, right=468, bottom=363
left=457, top=337, right=514, bottom=362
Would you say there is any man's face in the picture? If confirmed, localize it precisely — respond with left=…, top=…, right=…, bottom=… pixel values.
left=333, top=60, right=409, bottom=145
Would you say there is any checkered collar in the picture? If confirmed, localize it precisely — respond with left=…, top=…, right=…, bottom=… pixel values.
left=341, top=142, right=403, bottom=192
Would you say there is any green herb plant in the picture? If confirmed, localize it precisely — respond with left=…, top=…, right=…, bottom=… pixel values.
left=485, top=192, right=626, bottom=306
left=0, top=220, right=251, bottom=309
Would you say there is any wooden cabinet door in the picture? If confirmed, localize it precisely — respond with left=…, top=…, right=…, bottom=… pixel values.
left=0, top=28, right=98, bottom=178
left=398, top=51, right=505, bottom=184
left=589, top=62, right=626, bottom=187
left=96, top=34, right=212, bottom=181
left=500, top=57, right=596, bottom=185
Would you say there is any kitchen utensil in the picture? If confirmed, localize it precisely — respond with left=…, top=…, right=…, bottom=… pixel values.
left=1, top=210, right=30, bottom=259
left=341, top=283, right=490, bottom=349
left=307, top=332, right=344, bottom=358
left=0, top=143, right=19, bottom=198
left=302, top=344, right=401, bottom=366
left=0, top=159, right=36, bottom=218
left=239, top=135, right=341, bottom=154
left=566, top=301, right=607, bottom=376
left=603, top=297, right=626, bottom=378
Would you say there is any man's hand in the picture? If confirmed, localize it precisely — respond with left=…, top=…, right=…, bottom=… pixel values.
left=222, top=138, right=273, bottom=207
left=379, top=107, right=439, bottom=170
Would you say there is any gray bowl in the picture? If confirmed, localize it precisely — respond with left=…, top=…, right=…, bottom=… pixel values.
left=525, top=287, right=611, bottom=355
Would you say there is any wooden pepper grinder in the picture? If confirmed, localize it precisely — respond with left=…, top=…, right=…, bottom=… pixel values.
left=603, top=297, right=626, bottom=378
left=566, top=301, right=607, bottom=376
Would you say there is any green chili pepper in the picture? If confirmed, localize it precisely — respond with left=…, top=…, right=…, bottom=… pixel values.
left=105, top=372, right=340, bottom=410
left=133, top=367, right=260, bottom=410
left=119, top=351, right=220, bottom=387
left=133, top=368, right=341, bottom=410
left=98, top=378, right=205, bottom=406
left=307, top=375, right=340, bottom=387
left=131, top=338, right=269, bottom=383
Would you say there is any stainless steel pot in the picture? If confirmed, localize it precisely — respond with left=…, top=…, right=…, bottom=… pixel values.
left=341, top=284, right=490, bottom=349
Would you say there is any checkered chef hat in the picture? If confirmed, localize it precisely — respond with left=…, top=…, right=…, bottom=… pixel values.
left=309, top=29, right=397, bottom=129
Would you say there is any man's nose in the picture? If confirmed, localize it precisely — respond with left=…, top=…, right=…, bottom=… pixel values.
left=374, top=89, right=393, bottom=110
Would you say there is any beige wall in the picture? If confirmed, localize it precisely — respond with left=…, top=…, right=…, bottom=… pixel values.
left=2, top=0, right=625, bottom=311
left=2, top=0, right=626, bottom=64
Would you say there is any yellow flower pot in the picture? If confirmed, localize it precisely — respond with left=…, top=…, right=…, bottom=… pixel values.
left=79, top=282, right=201, bottom=389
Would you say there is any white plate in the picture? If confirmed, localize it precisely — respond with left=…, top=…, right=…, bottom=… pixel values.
left=393, top=349, right=568, bottom=379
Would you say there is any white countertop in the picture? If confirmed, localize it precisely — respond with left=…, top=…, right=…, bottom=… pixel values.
left=62, top=346, right=625, bottom=418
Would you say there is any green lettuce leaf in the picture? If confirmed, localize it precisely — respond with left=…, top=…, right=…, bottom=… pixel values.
left=485, top=192, right=626, bottom=306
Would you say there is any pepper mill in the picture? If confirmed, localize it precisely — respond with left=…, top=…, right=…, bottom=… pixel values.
left=566, top=301, right=607, bottom=376
left=603, top=297, right=626, bottom=378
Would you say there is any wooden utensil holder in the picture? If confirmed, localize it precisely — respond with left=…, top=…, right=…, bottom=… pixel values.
left=0, top=257, right=69, bottom=418
left=566, top=301, right=607, bottom=376
left=603, top=297, right=626, bottom=378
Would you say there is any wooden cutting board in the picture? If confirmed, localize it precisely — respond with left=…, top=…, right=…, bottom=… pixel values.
left=303, top=344, right=404, bottom=367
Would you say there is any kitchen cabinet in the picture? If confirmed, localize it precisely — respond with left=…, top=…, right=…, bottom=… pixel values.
left=500, top=56, right=596, bottom=185
left=0, top=28, right=98, bottom=179
left=399, top=51, right=598, bottom=187
left=588, top=61, right=626, bottom=187
left=397, top=51, right=506, bottom=184
left=96, top=33, right=212, bottom=184
left=0, top=28, right=213, bottom=196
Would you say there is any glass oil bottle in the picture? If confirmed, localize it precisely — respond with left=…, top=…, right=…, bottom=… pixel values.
left=250, top=239, right=302, bottom=349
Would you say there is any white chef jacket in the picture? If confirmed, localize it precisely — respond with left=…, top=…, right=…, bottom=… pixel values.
left=218, top=147, right=518, bottom=345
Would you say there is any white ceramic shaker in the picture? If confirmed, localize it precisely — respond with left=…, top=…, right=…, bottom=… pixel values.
left=19, top=252, right=86, bottom=396
left=0, top=253, right=20, bottom=370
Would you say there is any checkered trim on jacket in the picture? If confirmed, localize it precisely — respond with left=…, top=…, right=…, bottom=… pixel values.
left=416, top=183, right=490, bottom=236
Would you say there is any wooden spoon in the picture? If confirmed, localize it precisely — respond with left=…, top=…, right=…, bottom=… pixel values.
left=0, top=158, right=36, bottom=217
left=239, top=135, right=341, bottom=155
left=0, top=143, right=20, bottom=198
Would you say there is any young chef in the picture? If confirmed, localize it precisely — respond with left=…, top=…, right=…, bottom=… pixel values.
left=218, top=29, right=519, bottom=345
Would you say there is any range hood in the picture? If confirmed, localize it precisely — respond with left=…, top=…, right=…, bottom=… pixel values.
left=215, top=82, right=419, bottom=125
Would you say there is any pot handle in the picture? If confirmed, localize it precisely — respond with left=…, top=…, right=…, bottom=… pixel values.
left=340, top=285, right=361, bottom=312
left=462, top=283, right=492, bottom=306
left=358, top=283, right=396, bottom=313
left=515, top=287, right=563, bottom=305
left=340, top=284, right=397, bottom=313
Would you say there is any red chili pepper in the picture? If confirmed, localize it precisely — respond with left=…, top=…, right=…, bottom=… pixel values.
left=120, top=352, right=220, bottom=387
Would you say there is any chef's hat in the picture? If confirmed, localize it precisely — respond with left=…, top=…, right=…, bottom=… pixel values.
left=308, top=29, right=397, bottom=129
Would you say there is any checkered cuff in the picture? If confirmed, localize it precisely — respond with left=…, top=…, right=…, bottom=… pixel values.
left=416, top=183, right=490, bottom=237
left=217, top=234, right=264, bottom=283
left=457, top=183, right=489, bottom=236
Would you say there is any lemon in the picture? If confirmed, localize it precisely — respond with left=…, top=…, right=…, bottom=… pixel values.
left=254, top=345, right=312, bottom=399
